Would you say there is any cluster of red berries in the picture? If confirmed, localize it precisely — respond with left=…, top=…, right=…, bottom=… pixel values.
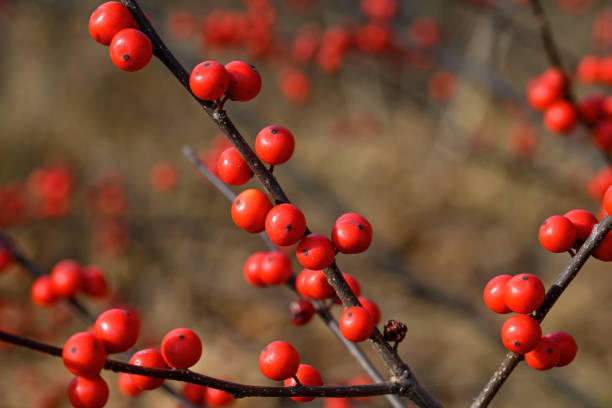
left=190, top=60, right=262, bottom=103
left=259, top=340, right=323, bottom=402
left=180, top=382, right=234, bottom=407
left=483, top=274, right=577, bottom=370
left=30, top=259, right=108, bottom=307
left=89, top=2, right=152, bottom=72
left=526, top=68, right=577, bottom=134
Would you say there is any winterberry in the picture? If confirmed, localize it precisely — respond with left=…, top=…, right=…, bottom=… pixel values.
left=265, top=203, right=307, bottom=246
left=204, top=386, right=235, bottom=406
left=243, top=251, right=266, bottom=287
left=543, top=100, right=577, bottom=134
left=182, top=383, right=204, bottom=404
left=117, top=372, right=143, bottom=397
left=50, top=259, right=83, bottom=298
left=503, top=274, right=545, bottom=314
left=295, top=269, right=315, bottom=297
left=62, top=332, right=107, bottom=378
left=161, top=328, right=202, bottom=369
left=524, top=336, right=560, bottom=371
left=593, top=230, right=612, bottom=261
left=538, top=215, right=576, bottom=253
left=358, top=296, right=381, bottom=325
left=332, top=273, right=361, bottom=304
left=260, top=251, right=293, bottom=286
left=225, top=61, right=262, bottom=102
left=332, top=213, right=373, bottom=254
left=527, top=79, right=561, bottom=111
left=501, top=314, right=542, bottom=354
left=339, top=307, right=374, bottom=342
left=544, top=331, right=577, bottom=366
left=255, top=125, right=295, bottom=165
left=296, top=234, right=335, bottom=270
left=304, top=269, right=334, bottom=299
left=31, top=276, right=58, bottom=306
left=94, top=308, right=140, bottom=353
left=231, top=189, right=272, bottom=233
left=68, top=375, right=109, bottom=408
left=259, top=340, right=300, bottom=381
left=290, top=299, right=315, bottom=326
left=483, top=274, right=512, bottom=314
left=283, top=364, right=323, bottom=402
left=128, top=348, right=169, bottom=390
left=217, top=147, right=253, bottom=185
left=189, top=61, right=230, bottom=101
left=89, top=1, right=137, bottom=46
left=563, top=209, right=597, bottom=246
left=82, top=266, right=108, bottom=298
left=604, top=185, right=612, bottom=217
left=109, top=28, right=152, bottom=72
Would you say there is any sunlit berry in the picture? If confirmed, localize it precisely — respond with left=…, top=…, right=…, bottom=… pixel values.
left=109, top=28, right=152, bottom=72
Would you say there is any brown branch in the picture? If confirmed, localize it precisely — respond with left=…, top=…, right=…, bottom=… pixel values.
left=471, top=215, right=612, bottom=408
left=0, top=329, right=405, bottom=399
left=116, top=1, right=441, bottom=407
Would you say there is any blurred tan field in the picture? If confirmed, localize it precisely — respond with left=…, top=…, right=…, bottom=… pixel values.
left=1, top=1, right=611, bottom=407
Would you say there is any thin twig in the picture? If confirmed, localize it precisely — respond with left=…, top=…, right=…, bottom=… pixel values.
left=471, top=215, right=612, bottom=408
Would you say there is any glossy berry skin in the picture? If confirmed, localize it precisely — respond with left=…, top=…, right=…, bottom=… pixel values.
left=231, top=189, right=272, bottom=233
left=94, top=308, right=140, bottom=353
left=339, top=307, right=374, bottom=342
left=128, top=348, right=169, bottom=390
left=295, top=269, right=315, bottom=297
left=204, top=386, right=235, bottom=406
left=217, top=147, right=253, bottom=185
left=544, top=101, right=577, bottom=134
left=503, top=274, right=545, bottom=314
left=524, top=336, right=560, bottom=371
left=296, top=234, right=335, bottom=270
left=527, top=80, right=561, bottom=111
left=290, top=299, right=315, bottom=326
left=501, top=315, right=542, bottom=354
left=260, top=252, right=292, bottom=285
left=358, top=296, right=381, bottom=325
left=305, top=269, right=334, bottom=299
left=564, top=209, right=597, bottom=244
left=62, top=332, right=107, bottom=378
left=483, top=274, right=512, bottom=314
left=283, top=364, right=323, bottom=402
left=31, top=276, right=59, bottom=306
left=161, top=328, right=202, bottom=369
left=89, top=1, right=137, bottom=45
left=332, top=214, right=373, bottom=254
left=82, top=266, right=108, bottom=298
left=68, top=376, right=109, bottom=408
left=593, top=230, right=612, bottom=261
left=225, top=61, right=262, bottom=101
left=265, top=204, right=307, bottom=246
left=190, top=61, right=230, bottom=101
left=255, top=126, right=295, bottom=165
left=544, top=331, right=577, bottom=367
left=538, top=215, right=576, bottom=253
left=243, top=252, right=266, bottom=287
left=109, top=28, right=152, bottom=72
left=117, top=372, right=143, bottom=397
left=604, top=185, right=612, bottom=218
left=50, top=259, right=83, bottom=299
left=259, top=340, right=300, bottom=381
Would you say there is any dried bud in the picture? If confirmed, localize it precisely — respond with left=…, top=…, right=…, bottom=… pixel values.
left=383, top=320, right=407, bottom=347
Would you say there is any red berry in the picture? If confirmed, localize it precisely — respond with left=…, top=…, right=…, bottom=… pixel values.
left=593, top=120, right=612, bottom=151
left=295, top=269, right=315, bottom=297
left=231, top=189, right=272, bottom=233
left=89, top=1, right=137, bottom=46
left=588, top=166, right=612, bottom=201
left=283, top=364, right=323, bottom=402
left=265, top=204, right=307, bottom=246
left=564, top=209, right=597, bottom=243
left=360, top=0, right=398, bottom=20
left=117, top=372, right=143, bottom=397
left=358, top=296, right=381, bottom=325
left=333, top=272, right=362, bottom=305
left=62, top=332, right=107, bottom=378
left=543, top=101, right=577, bottom=134
left=82, top=266, right=108, bottom=298
left=109, top=28, right=152, bottom=72
left=524, top=336, right=560, bottom=370
left=527, top=79, right=561, bottom=111
left=255, top=126, right=295, bottom=165
left=340, top=307, right=374, bottom=342
left=183, top=383, right=205, bottom=404
left=305, top=269, right=334, bottom=299
left=50, top=259, right=83, bottom=298
left=332, top=214, right=373, bottom=254
left=260, top=252, right=293, bottom=285
left=540, top=68, right=567, bottom=90
left=577, top=55, right=600, bottom=84
left=538, top=215, right=576, bottom=253
left=296, top=234, right=335, bottom=270
left=243, top=252, right=266, bottom=287
left=190, top=61, right=230, bottom=101
left=501, top=315, right=542, bottom=354
left=161, top=328, right=202, bottom=369
left=409, top=17, right=440, bottom=49
left=204, top=386, right=235, bottom=406
left=278, top=68, right=312, bottom=104
left=68, top=376, right=109, bottom=408
left=605, top=185, right=612, bottom=217
left=94, top=308, right=140, bottom=353
left=544, top=331, right=577, bottom=367
left=259, top=341, right=300, bottom=381
left=503, top=274, right=546, bottom=314
left=593, top=229, right=612, bottom=261
left=290, top=299, right=315, bottom=325
left=576, top=95, right=604, bottom=125
left=225, top=61, right=262, bottom=102
left=128, top=348, right=168, bottom=390
left=0, top=247, right=13, bottom=271
left=217, top=147, right=253, bottom=185
left=31, top=276, right=59, bottom=306
left=150, top=161, right=177, bottom=193
left=483, top=274, right=512, bottom=314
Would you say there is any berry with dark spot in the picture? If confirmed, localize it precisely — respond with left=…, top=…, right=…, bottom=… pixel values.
left=525, top=336, right=560, bottom=370
left=225, top=61, right=262, bottom=102
left=109, top=28, right=152, bottom=72
left=340, top=307, right=374, bottom=342
left=161, top=328, right=202, bottom=369
left=255, top=125, right=295, bottom=165
left=545, top=331, right=578, bottom=367
left=62, top=332, right=107, bottom=377
left=296, top=234, right=335, bottom=270
left=501, top=315, right=542, bottom=354
left=503, top=274, right=545, bottom=314
left=332, top=213, right=373, bottom=254
left=265, top=203, right=306, bottom=246
left=231, top=189, right=272, bottom=233
left=189, top=60, right=230, bottom=101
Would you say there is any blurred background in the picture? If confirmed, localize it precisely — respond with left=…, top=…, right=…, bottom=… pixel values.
left=1, top=0, right=612, bottom=407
